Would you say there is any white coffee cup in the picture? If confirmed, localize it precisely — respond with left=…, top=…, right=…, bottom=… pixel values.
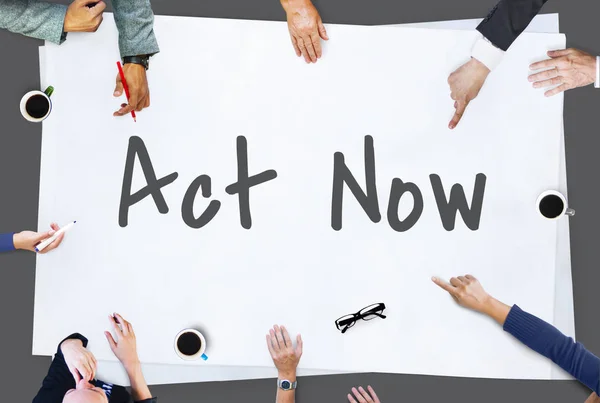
left=536, top=190, right=575, bottom=220
left=20, top=86, right=54, bottom=122
left=174, top=328, right=208, bottom=361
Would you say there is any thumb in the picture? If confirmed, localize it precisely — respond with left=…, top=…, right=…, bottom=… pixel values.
left=318, top=20, right=328, bottom=40
left=69, top=367, right=82, bottom=383
left=104, top=331, right=117, bottom=351
left=114, top=74, right=123, bottom=97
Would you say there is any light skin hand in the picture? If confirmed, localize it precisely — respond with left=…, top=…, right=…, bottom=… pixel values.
left=105, top=313, right=152, bottom=401
left=61, top=338, right=98, bottom=382
left=13, top=223, right=65, bottom=253
left=529, top=49, right=597, bottom=96
left=585, top=392, right=600, bottom=403
left=63, top=0, right=106, bottom=33
left=266, top=324, right=303, bottom=379
left=348, top=385, right=381, bottom=403
left=281, top=0, right=329, bottom=63
left=432, top=274, right=511, bottom=325
left=113, top=63, right=150, bottom=117
left=267, top=325, right=302, bottom=403
left=447, top=58, right=490, bottom=129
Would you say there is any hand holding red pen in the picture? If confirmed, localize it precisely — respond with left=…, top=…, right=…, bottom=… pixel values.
left=113, top=63, right=151, bottom=119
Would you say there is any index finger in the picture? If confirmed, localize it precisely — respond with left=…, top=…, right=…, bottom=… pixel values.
left=449, top=101, right=467, bottom=129
left=529, top=58, right=558, bottom=71
left=114, top=99, right=136, bottom=116
left=431, top=276, right=457, bottom=295
left=90, top=1, right=106, bottom=15
left=109, top=315, right=123, bottom=337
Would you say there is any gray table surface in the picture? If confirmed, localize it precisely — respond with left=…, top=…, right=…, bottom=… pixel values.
left=1, top=0, right=599, bottom=402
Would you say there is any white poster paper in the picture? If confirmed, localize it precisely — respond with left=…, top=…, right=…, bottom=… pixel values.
left=35, top=15, right=565, bottom=379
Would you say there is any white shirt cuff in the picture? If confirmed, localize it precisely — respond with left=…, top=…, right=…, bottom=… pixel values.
left=471, top=36, right=505, bottom=71
left=595, top=56, right=599, bottom=88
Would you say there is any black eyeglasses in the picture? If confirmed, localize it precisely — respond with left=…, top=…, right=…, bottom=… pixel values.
left=335, top=303, right=386, bottom=334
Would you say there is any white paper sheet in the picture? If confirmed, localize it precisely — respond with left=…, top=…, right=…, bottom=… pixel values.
left=35, top=15, right=564, bottom=382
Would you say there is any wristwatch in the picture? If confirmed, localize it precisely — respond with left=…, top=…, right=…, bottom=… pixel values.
left=277, top=379, right=297, bottom=391
left=122, top=55, right=150, bottom=70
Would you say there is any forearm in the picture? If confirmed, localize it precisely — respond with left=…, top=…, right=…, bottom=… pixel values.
left=481, top=297, right=512, bottom=326
left=0, top=0, right=67, bottom=44
left=111, top=0, right=160, bottom=58
left=125, top=362, right=153, bottom=402
left=276, top=371, right=296, bottom=403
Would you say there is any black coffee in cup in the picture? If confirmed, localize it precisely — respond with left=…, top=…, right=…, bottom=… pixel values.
left=25, top=95, right=50, bottom=119
left=176, top=331, right=202, bottom=356
left=539, top=194, right=565, bottom=219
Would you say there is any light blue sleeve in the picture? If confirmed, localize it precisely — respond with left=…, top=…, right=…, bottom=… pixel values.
left=0, top=0, right=67, bottom=44
left=111, top=0, right=160, bottom=58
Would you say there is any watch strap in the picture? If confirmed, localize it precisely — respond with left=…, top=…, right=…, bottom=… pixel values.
left=122, top=55, right=149, bottom=70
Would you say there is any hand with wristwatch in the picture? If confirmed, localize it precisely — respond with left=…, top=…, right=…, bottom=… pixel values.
left=266, top=325, right=303, bottom=402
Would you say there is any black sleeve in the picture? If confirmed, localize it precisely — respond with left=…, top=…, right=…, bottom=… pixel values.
left=476, top=0, right=549, bottom=51
left=32, top=333, right=89, bottom=403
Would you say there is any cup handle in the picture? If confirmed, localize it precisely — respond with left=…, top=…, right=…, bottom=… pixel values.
left=44, top=86, right=54, bottom=98
left=201, top=353, right=208, bottom=361
left=565, top=208, right=575, bottom=217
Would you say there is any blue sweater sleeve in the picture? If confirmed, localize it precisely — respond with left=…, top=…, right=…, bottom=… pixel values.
left=504, top=305, right=600, bottom=394
left=0, top=233, right=15, bottom=252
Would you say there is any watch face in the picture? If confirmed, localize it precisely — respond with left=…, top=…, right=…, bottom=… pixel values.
left=281, top=380, right=291, bottom=389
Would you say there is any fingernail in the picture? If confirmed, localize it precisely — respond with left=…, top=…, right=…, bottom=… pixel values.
left=528, top=76, right=533, bottom=81
left=432, top=276, right=437, bottom=281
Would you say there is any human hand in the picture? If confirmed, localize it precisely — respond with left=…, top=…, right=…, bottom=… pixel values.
left=104, top=313, right=140, bottom=371
left=529, top=49, right=597, bottom=96
left=348, top=386, right=381, bottom=403
left=113, top=64, right=150, bottom=117
left=447, top=58, right=490, bottom=129
left=64, top=0, right=106, bottom=33
left=61, top=338, right=98, bottom=382
left=432, top=275, right=511, bottom=325
left=13, top=223, right=64, bottom=253
left=282, top=0, right=328, bottom=63
left=431, top=275, right=492, bottom=312
left=266, top=325, right=303, bottom=379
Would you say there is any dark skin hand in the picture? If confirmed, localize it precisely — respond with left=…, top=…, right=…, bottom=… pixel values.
left=113, top=63, right=150, bottom=117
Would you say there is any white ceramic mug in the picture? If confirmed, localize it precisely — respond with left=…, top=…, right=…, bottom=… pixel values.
left=174, top=328, right=208, bottom=361
left=536, top=190, right=575, bottom=220
left=20, top=86, right=54, bottom=122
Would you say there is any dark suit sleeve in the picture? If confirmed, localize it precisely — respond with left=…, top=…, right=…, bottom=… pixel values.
left=476, top=0, right=549, bottom=51
left=32, top=333, right=89, bottom=403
